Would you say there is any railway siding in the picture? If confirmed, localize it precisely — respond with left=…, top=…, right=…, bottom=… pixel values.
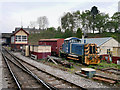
left=13, top=52, right=110, bottom=89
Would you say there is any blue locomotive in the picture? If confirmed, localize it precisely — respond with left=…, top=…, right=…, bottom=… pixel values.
left=59, top=37, right=100, bottom=65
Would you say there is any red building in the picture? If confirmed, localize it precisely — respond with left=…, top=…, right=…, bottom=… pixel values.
left=11, top=28, right=29, bottom=51
left=39, top=39, right=64, bottom=56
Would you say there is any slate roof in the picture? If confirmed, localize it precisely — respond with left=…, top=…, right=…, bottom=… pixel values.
left=15, top=27, right=39, bottom=33
left=2, top=33, right=12, bottom=38
left=11, top=28, right=29, bottom=36
left=81, top=37, right=112, bottom=47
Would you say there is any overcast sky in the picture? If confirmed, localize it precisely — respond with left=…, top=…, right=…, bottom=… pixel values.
left=0, top=0, right=119, bottom=33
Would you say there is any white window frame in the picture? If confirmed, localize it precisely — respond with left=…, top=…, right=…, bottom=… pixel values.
left=15, top=35, right=27, bottom=42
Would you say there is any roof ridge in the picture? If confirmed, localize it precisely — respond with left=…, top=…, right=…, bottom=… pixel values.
left=85, top=37, right=112, bottom=39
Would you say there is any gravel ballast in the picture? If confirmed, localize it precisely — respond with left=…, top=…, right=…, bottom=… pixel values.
left=13, top=52, right=111, bottom=89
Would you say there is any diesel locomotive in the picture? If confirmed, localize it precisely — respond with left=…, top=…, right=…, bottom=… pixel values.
left=59, top=37, right=100, bottom=65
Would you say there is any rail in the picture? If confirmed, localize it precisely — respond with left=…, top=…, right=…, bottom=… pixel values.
left=2, top=47, right=57, bottom=90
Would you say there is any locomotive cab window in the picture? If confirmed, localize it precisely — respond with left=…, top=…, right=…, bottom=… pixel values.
left=93, top=46, right=96, bottom=54
left=90, top=46, right=92, bottom=54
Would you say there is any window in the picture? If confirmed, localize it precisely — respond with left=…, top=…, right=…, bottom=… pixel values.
left=93, top=46, right=96, bottom=54
left=22, top=36, right=27, bottom=41
left=15, top=35, right=27, bottom=42
left=90, top=46, right=92, bottom=54
left=107, top=49, right=110, bottom=54
left=16, top=35, right=21, bottom=41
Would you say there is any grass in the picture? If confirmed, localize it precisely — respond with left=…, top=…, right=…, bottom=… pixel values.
left=88, top=61, right=120, bottom=69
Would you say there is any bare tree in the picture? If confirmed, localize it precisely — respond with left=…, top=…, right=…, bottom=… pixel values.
left=29, top=21, right=36, bottom=28
left=37, top=16, right=49, bottom=30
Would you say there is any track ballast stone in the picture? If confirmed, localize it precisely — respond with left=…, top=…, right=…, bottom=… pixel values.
left=13, top=52, right=110, bottom=89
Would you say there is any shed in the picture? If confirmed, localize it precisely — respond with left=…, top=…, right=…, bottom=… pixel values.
left=39, top=38, right=64, bottom=56
left=82, top=37, right=120, bottom=56
left=2, top=33, right=12, bottom=46
left=11, top=28, right=29, bottom=51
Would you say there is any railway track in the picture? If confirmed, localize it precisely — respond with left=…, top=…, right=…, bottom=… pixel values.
left=2, top=48, right=56, bottom=89
left=2, top=47, right=84, bottom=89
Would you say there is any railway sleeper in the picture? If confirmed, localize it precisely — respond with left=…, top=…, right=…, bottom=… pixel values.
left=94, top=74, right=120, bottom=82
left=92, top=77, right=116, bottom=84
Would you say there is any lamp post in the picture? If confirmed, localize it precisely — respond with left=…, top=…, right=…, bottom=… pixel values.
left=91, top=6, right=99, bottom=33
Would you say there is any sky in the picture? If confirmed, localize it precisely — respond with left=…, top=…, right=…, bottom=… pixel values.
left=0, top=0, right=120, bottom=33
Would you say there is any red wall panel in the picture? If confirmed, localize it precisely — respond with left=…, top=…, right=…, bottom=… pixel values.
left=38, top=39, right=64, bottom=55
left=31, top=51, right=51, bottom=59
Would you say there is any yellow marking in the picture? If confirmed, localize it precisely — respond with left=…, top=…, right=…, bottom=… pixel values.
left=67, top=57, right=79, bottom=60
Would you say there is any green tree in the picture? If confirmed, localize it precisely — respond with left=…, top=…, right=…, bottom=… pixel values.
left=76, top=28, right=83, bottom=38
left=95, top=13, right=109, bottom=33
left=105, top=21, right=114, bottom=32
left=63, top=29, right=73, bottom=38
left=61, top=12, right=75, bottom=32
left=111, top=12, right=120, bottom=32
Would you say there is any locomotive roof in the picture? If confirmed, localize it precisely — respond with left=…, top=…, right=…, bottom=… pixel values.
left=64, top=37, right=80, bottom=41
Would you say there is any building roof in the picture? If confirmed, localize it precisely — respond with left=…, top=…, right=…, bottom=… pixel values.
left=11, top=28, right=29, bottom=36
left=2, top=33, right=12, bottom=38
left=82, top=37, right=112, bottom=47
left=15, top=27, right=40, bottom=33
left=39, top=39, right=61, bottom=41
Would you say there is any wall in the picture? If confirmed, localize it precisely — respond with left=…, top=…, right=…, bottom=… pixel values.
left=15, top=30, right=28, bottom=44
left=11, top=36, right=14, bottom=44
left=99, top=38, right=119, bottom=55
left=113, top=47, right=120, bottom=57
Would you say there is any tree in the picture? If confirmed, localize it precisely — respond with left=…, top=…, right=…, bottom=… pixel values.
left=57, top=26, right=61, bottom=32
left=37, top=16, right=49, bottom=30
left=80, top=10, right=92, bottom=33
left=63, top=29, right=73, bottom=38
left=111, top=12, right=120, bottom=32
left=95, top=13, right=109, bottom=33
left=105, top=21, right=114, bottom=32
left=91, top=6, right=99, bottom=33
left=61, top=12, right=75, bottom=32
left=76, top=28, right=82, bottom=38
left=29, top=21, right=36, bottom=28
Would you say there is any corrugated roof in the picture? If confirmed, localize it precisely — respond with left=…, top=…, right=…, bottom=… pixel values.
left=81, top=37, right=112, bottom=47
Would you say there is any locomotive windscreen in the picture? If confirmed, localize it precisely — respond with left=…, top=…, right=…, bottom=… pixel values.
left=93, top=46, right=96, bottom=54
left=90, top=46, right=92, bottom=54
left=89, top=45, right=96, bottom=54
